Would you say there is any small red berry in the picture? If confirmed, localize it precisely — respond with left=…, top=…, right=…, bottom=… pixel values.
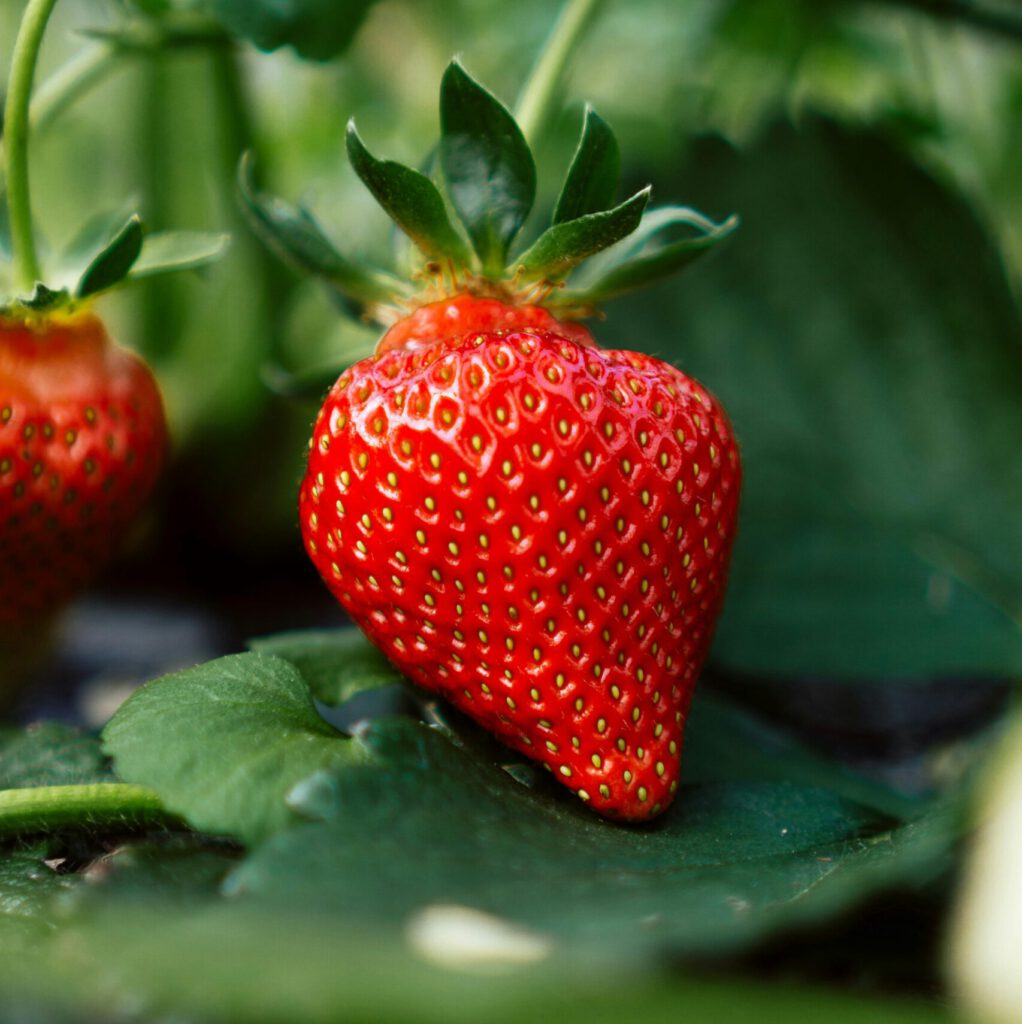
left=300, top=296, right=740, bottom=821
left=0, top=313, right=166, bottom=635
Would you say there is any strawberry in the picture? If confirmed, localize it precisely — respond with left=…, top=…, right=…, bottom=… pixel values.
left=0, top=0, right=225, bottom=682
left=245, top=63, right=740, bottom=820
left=0, top=312, right=166, bottom=633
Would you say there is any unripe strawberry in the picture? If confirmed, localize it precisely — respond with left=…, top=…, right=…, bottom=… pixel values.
left=245, top=63, right=740, bottom=820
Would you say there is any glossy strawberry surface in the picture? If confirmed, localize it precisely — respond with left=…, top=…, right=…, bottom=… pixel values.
left=0, top=313, right=166, bottom=630
left=300, top=297, right=740, bottom=820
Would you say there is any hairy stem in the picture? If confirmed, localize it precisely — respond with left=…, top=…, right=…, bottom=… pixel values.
left=514, top=0, right=606, bottom=148
left=0, top=783, right=174, bottom=835
left=4, top=0, right=61, bottom=292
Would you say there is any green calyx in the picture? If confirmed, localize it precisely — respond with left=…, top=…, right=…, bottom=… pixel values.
left=239, top=60, right=737, bottom=323
left=0, top=0, right=228, bottom=322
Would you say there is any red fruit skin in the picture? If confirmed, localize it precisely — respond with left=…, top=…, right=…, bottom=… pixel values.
left=0, top=313, right=166, bottom=632
left=300, top=297, right=740, bottom=821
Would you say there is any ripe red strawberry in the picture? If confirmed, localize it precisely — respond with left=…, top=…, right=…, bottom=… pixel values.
left=245, top=63, right=741, bottom=820
left=0, top=313, right=166, bottom=633
left=300, top=296, right=739, bottom=819
left=0, top=0, right=225, bottom=682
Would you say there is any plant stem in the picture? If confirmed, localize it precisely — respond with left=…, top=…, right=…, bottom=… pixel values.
left=0, top=783, right=175, bottom=835
left=4, top=0, right=62, bottom=292
left=514, top=0, right=606, bottom=148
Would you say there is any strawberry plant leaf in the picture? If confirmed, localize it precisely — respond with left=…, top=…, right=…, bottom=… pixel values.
left=515, top=187, right=650, bottom=282
left=127, top=230, right=230, bottom=279
left=101, top=653, right=370, bottom=844
left=0, top=725, right=112, bottom=789
left=553, top=107, right=621, bottom=225
left=208, top=0, right=376, bottom=61
left=0, top=848, right=81, bottom=956
left=249, top=628, right=404, bottom=705
left=230, top=716, right=956, bottom=959
left=74, top=215, right=144, bottom=298
left=440, top=61, right=536, bottom=274
left=345, top=122, right=473, bottom=269
left=237, top=154, right=404, bottom=307
left=566, top=205, right=739, bottom=302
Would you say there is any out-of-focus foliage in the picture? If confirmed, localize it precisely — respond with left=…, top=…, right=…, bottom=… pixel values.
left=608, top=116, right=1022, bottom=681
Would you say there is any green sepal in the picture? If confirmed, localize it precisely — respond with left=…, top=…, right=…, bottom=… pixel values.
left=439, top=61, right=536, bottom=274
left=75, top=215, right=144, bottom=298
left=564, top=206, right=739, bottom=303
left=15, top=282, right=69, bottom=313
left=128, top=230, right=230, bottom=279
left=553, top=107, right=620, bottom=224
left=515, top=186, right=650, bottom=283
left=238, top=153, right=405, bottom=309
left=345, top=121, right=473, bottom=269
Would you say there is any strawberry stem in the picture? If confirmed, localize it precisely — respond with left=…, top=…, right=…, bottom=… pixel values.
left=514, top=0, right=606, bottom=148
left=3, top=0, right=61, bottom=293
left=0, top=783, right=175, bottom=836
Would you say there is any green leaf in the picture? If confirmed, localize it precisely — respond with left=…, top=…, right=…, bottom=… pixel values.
left=0, top=725, right=112, bottom=789
left=553, top=107, right=621, bottom=224
left=128, top=230, right=230, bottom=279
left=0, top=848, right=80, bottom=956
left=74, top=215, right=144, bottom=298
left=249, top=628, right=404, bottom=706
left=346, top=121, right=473, bottom=268
left=101, top=653, right=369, bottom=844
left=608, top=117, right=1022, bottom=680
left=238, top=153, right=403, bottom=308
left=209, top=0, right=376, bottom=61
left=231, top=717, right=954, bottom=960
left=440, top=61, right=536, bottom=272
left=515, top=187, right=650, bottom=282
left=567, top=205, right=738, bottom=302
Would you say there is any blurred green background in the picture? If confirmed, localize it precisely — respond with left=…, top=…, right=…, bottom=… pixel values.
left=3, top=1, right=1022, bottom=1020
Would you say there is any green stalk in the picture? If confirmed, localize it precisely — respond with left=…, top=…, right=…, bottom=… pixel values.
left=4, top=0, right=62, bottom=293
left=514, top=0, right=606, bottom=148
left=0, top=783, right=174, bottom=835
